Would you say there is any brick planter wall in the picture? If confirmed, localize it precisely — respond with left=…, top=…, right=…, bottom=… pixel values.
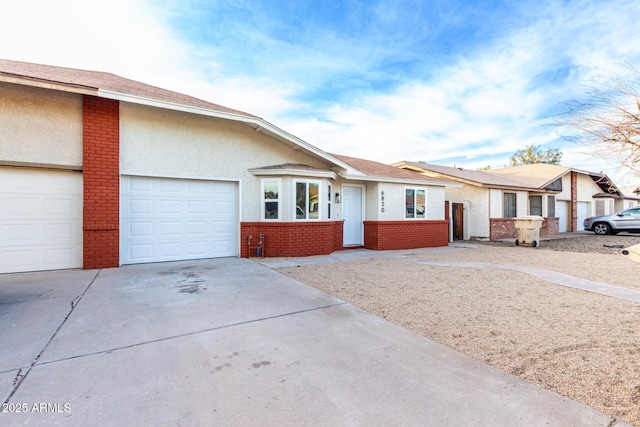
left=541, top=217, right=559, bottom=235
left=491, top=217, right=559, bottom=240
left=363, top=220, right=448, bottom=250
left=240, top=221, right=343, bottom=257
left=490, top=218, right=516, bottom=240
left=83, top=96, right=120, bottom=269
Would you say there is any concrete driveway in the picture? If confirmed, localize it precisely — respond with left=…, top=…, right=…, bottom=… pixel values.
left=0, top=257, right=628, bottom=426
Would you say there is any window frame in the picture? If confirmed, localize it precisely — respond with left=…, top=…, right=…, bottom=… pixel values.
left=261, top=178, right=281, bottom=221
left=294, top=179, right=321, bottom=221
left=529, top=195, right=542, bottom=216
left=405, top=186, right=427, bottom=219
left=503, top=192, right=517, bottom=218
left=547, top=195, right=556, bottom=217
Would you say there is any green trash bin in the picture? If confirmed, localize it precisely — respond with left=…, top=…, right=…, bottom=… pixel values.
left=513, top=216, right=543, bottom=247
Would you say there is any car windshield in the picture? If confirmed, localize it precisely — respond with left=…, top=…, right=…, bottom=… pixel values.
left=620, top=208, right=640, bottom=216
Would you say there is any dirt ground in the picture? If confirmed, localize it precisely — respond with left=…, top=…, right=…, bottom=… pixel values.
left=275, top=234, right=640, bottom=426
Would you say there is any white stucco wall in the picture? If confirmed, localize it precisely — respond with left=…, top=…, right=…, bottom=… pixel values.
left=445, top=185, right=490, bottom=239
left=120, top=103, right=334, bottom=221
left=489, top=189, right=502, bottom=218
left=365, top=182, right=445, bottom=221
left=0, top=82, right=83, bottom=168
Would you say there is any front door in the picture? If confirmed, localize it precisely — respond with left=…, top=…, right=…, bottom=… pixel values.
left=342, top=185, right=363, bottom=246
left=452, top=203, right=464, bottom=240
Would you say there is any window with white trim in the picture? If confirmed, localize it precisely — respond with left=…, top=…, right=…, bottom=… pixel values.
left=529, top=195, right=542, bottom=216
left=547, top=196, right=555, bottom=217
left=327, top=184, right=332, bottom=219
left=504, top=193, right=516, bottom=218
left=261, top=179, right=281, bottom=220
left=295, top=180, right=320, bottom=220
left=405, top=187, right=426, bottom=219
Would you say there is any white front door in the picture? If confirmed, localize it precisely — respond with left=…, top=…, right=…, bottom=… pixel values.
left=342, top=185, right=363, bottom=246
left=120, top=176, right=238, bottom=264
left=0, top=167, right=83, bottom=273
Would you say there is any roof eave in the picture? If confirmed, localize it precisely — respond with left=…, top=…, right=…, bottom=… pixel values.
left=249, top=167, right=338, bottom=180
left=339, top=173, right=461, bottom=187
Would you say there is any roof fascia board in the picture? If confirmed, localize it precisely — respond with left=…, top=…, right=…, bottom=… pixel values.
left=339, top=173, right=462, bottom=187
left=249, top=168, right=337, bottom=179
left=0, top=75, right=97, bottom=96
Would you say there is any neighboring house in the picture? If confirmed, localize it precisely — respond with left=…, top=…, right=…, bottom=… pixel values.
left=393, top=161, right=553, bottom=240
left=394, top=161, right=621, bottom=240
left=489, top=163, right=622, bottom=234
left=618, top=186, right=640, bottom=211
left=0, top=59, right=455, bottom=274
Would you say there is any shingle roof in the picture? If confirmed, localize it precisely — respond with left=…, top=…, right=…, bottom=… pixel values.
left=331, top=154, right=455, bottom=184
left=396, top=161, right=533, bottom=189
left=487, top=163, right=571, bottom=188
left=0, top=58, right=257, bottom=118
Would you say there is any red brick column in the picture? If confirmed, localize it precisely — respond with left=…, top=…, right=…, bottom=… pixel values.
left=571, top=171, right=578, bottom=232
left=83, top=96, right=120, bottom=269
left=363, top=220, right=448, bottom=250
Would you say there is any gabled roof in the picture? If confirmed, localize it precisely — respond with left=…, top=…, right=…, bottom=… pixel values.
left=393, top=161, right=535, bottom=190
left=0, top=58, right=256, bottom=118
left=0, top=58, right=355, bottom=171
left=489, top=163, right=622, bottom=196
left=332, top=155, right=459, bottom=186
left=487, top=163, right=571, bottom=188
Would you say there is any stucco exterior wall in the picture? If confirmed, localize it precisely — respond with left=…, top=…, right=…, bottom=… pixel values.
left=426, top=186, right=445, bottom=220
left=120, top=103, right=332, bottom=222
left=0, top=82, right=83, bottom=168
left=366, top=182, right=445, bottom=221
left=489, top=189, right=502, bottom=218
left=446, top=185, right=490, bottom=239
left=576, top=174, right=602, bottom=215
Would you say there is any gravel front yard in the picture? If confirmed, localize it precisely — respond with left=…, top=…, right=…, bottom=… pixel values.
left=275, top=234, right=640, bottom=426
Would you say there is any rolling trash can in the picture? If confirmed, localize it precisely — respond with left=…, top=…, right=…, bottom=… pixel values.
left=622, top=243, right=640, bottom=263
left=513, top=216, right=543, bottom=248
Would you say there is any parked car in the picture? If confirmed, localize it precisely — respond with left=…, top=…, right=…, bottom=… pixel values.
left=583, top=207, right=640, bottom=235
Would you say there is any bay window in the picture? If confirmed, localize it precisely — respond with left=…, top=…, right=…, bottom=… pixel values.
left=295, top=180, right=320, bottom=220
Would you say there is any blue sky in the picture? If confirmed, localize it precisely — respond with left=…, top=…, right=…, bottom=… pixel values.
left=3, top=0, right=640, bottom=184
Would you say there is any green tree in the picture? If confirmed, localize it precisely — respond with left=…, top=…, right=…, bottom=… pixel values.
left=509, top=144, right=562, bottom=167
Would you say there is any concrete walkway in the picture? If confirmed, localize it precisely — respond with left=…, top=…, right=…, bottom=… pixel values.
left=0, top=257, right=630, bottom=426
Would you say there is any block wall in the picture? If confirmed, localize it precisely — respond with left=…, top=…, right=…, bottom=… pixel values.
left=363, top=220, right=449, bottom=250
left=83, top=96, right=120, bottom=269
left=240, top=221, right=343, bottom=258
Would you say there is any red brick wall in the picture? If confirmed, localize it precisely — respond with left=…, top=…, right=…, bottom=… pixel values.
left=363, top=220, right=448, bottom=250
left=490, top=218, right=516, bottom=240
left=491, top=217, right=558, bottom=240
left=240, top=221, right=343, bottom=257
left=541, top=217, right=559, bottom=235
left=83, top=96, right=120, bottom=269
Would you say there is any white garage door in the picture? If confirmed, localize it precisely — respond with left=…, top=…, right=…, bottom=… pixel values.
left=0, top=168, right=83, bottom=273
left=577, top=202, right=589, bottom=231
left=556, top=201, right=568, bottom=233
left=120, top=176, right=238, bottom=264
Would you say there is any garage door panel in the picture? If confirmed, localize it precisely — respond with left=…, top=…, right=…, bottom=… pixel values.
left=0, top=168, right=82, bottom=273
left=121, top=176, right=238, bottom=264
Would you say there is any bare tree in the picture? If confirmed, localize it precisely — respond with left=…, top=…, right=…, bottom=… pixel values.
left=557, top=64, right=640, bottom=177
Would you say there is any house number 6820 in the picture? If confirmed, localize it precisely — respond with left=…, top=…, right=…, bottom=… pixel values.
left=380, top=191, right=385, bottom=213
